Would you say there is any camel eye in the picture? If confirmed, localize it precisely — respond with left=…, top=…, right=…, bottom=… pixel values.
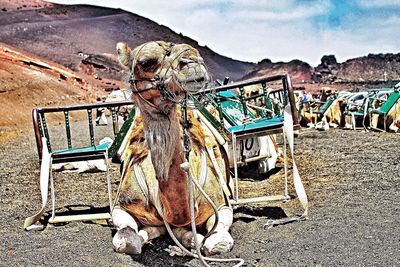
left=139, top=58, right=158, bottom=71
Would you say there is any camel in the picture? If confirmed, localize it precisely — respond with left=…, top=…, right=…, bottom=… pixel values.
left=300, top=88, right=344, bottom=128
left=323, top=97, right=345, bottom=126
left=111, top=41, right=235, bottom=257
left=244, top=84, right=263, bottom=107
left=370, top=95, right=400, bottom=132
left=389, top=99, right=400, bottom=132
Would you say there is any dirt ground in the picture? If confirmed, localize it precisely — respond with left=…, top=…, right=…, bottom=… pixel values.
left=0, top=125, right=399, bottom=266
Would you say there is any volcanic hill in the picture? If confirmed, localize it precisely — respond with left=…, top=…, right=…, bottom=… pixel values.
left=1, top=0, right=399, bottom=132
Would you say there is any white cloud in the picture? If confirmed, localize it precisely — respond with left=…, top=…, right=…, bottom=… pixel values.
left=230, top=0, right=331, bottom=21
left=355, top=0, right=400, bottom=8
left=47, top=0, right=400, bottom=66
left=231, top=6, right=327, bottom=21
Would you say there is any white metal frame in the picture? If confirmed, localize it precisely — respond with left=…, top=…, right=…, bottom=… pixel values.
left=229, top=125, right=292, bottom=206
left=48, top=152, right=113, bottom=224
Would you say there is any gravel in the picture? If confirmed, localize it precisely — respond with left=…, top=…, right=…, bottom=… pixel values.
left=0, top=125, right=399, bottom=266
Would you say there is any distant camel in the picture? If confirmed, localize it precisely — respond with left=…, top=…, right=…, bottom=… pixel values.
left=301, top=88, right=343, bottom=127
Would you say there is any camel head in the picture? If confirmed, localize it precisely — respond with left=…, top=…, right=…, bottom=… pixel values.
left=244, top=85, right=263, bottom=106
left=116, top=41, right=210, bottom=181
left=320, top=87, right=336, bottom=102
left=117, top=41, right=209, bottom=113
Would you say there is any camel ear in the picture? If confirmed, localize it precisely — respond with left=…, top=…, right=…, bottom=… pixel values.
left=156, top=41, right=171, bottom=51
left=116, top=42, right=132, bottom=68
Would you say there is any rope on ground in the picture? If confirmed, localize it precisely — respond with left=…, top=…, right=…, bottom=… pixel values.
left=157, top=161, right=244, bottom=267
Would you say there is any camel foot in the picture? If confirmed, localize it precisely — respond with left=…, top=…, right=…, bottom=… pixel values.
left=113, top=226, right=143, bottom=254
left=182, top=231, right=204, bottom=249
left=202, top=230, right=234, bottom=256
left=344, top=123, right=352, bottom=129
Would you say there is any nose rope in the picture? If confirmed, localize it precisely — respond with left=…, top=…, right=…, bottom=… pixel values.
left=127, top=42, right=171, bottom=114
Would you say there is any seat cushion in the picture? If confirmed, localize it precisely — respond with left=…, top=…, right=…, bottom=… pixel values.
left=53, top=140, right=113, bottom=154
left=228, top=116, right=284, bottom=133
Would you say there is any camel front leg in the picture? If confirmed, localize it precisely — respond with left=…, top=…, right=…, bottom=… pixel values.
left=112, top=208, right=166, bottom=254
left=202, top=206, right=234, bottom=255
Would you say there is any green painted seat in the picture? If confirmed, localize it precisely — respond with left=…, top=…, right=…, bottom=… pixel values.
left=53, top=140, right=112, bottom=155
left=370, top=92, right=400, bottom=115
left=228, top=116, right=283, bottom=133
left=191, top=74, right=306, bottom=212
left=200, top=81, right=292, bottom=139
left=313, top=98, right=335, bottom=115
left=369, top=91, right=400, bottom=131
left=345, top=97, right=371, bottom=118
left=350, top=111, right=364, bottom=117
left=29, top=100, right=134, bottom=226
left=217, top=91, right=256, bottom=126
left=213, top=90, right=286, bottom=135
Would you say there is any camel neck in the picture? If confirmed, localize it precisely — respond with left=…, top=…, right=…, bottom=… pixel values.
left=141, top=105, right=191, bottom=226
left=158, top=140, right=191, bottom=227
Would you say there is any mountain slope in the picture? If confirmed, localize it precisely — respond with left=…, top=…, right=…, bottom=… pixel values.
left=313, top=54, right=400, bottom=83
left=0, top=3, right=254, bottom=81
left=0, top=42, right=121, bottom=128
left=240, top=58, right=313, bottom=84
left=2, top=2, right=398, bottom=88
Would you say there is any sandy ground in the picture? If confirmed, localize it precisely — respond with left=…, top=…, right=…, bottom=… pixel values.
left=0, top=125, right=399, bottom=266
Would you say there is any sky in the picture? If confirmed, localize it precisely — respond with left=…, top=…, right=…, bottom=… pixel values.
left=48, top=0, right=400, bottom=66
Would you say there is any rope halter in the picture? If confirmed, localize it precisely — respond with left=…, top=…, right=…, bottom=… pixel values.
left=128, top=41, right=211, bottom=108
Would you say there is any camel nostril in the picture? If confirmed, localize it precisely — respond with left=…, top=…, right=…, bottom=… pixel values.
left=179, top=61, right=187, bottom=70
left=179, top=58, right=192, bottom=69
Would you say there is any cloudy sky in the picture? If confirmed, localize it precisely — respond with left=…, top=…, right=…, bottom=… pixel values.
left=49, top=0, right=400, bottom=66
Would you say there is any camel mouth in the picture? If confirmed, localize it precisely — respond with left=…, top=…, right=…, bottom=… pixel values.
left=176, top=61, right=210, bottom=86
left=177, top=75, right=209, bottom=94
left=176, top=68, right=210, bottom=94
left=184, top=76, right=206, bottom=83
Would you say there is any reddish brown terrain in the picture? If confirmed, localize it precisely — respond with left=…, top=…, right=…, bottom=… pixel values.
left=0, top=0, right=399, bottom=129
left=0, top=0, right=52, bottom=11
left=0, top=42, right=122, bottom=137
left=313, top=54, right=400, bottom=83
left=0, top=2, right=399, bottom=267
left=0, top=2, right=254, bottom=81
left=0, top=0, right=253, bottom=136
left=242, top=58, right=313, bottom=83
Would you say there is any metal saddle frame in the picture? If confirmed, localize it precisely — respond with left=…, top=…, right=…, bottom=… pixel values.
left=369, top=90, right=400, bottom=131
left=194, top=74, right=301, bottom=206
left=27, top=100, right=134, bottom=226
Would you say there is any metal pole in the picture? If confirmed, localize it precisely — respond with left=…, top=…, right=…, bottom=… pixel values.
left=283, top=127, right=288, bottom=197
left=232, top=132, right=239, bottom=202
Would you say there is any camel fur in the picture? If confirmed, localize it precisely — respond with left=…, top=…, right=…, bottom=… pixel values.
left=112, top=41, right=234, bottom=256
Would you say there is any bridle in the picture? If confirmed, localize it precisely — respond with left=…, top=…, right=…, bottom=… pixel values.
left=128, top=42, right=169, bottom=93
left=128, top=42, right=178, bottom=93
left=127, top=41, right=206, bottom=111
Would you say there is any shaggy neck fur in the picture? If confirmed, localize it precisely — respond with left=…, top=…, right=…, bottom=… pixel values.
left=138, top=98, right=191, bottom=226
left=142, top=106, right=179, bottom=182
